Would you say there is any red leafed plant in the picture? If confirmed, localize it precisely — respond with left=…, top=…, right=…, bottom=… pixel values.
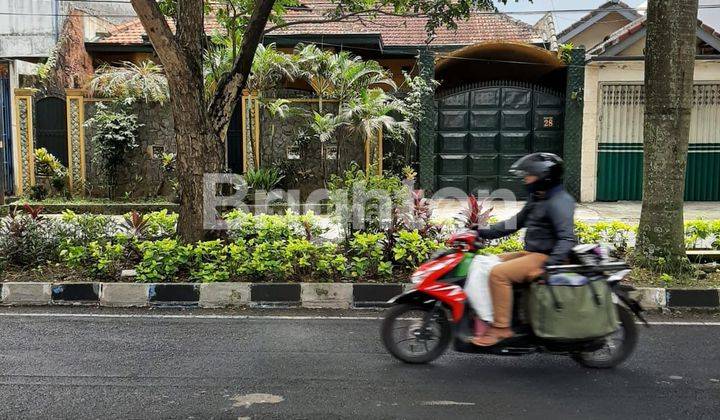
left=122, top=211, right=150, bottom=238
left=461, top=195, right=493, bottom=229
left=22, top=204, right=45, bottom=220
left=401, top=190, right=437, bottom=237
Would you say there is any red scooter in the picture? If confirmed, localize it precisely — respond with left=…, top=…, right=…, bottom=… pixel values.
left=381, top=231, right=646, bottom=368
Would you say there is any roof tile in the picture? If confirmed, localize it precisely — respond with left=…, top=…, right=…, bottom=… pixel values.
left=98, top=1, right=540, bottom=47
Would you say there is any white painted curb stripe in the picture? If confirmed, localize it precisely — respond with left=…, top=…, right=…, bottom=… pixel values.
left=0, top=312, right=718, bottom=325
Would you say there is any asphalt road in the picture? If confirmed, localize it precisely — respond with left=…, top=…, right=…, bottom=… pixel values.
left=0, top=308, right=719, bottom=420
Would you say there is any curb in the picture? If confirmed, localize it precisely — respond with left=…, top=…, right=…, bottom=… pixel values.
left=0, top=282, right=718, bottom=310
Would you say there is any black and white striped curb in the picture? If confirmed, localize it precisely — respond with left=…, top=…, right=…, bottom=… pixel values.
left=0, top=282, right=718, bottom=309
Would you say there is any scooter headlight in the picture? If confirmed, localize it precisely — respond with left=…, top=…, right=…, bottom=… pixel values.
left=411, top=272, right=427, bottom=284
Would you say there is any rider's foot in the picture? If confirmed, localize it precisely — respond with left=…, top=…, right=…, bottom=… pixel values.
left=471, top=326, right=514, bottom=346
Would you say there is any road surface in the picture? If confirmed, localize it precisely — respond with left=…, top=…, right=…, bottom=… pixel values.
left=0, top=308, right=718, bottom=419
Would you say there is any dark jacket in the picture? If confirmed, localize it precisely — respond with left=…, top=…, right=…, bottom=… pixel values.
left=477, top=185, right=577, bottom=266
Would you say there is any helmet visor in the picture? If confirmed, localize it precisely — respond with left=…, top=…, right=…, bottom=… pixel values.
left=509, top=168, right=528, bottom=178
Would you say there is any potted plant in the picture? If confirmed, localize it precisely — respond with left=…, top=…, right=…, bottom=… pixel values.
left=34, top=148, right=68, bottom=199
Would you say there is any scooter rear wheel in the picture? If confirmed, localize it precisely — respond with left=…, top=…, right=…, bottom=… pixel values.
left=571, top=304, right=638, bottom=369
left=381, top=303, right=452, bottom=364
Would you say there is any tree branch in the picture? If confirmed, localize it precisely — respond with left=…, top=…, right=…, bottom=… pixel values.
left=264, top=9, right=425, bottom=35
left=208, top=0, right=276, bottom=138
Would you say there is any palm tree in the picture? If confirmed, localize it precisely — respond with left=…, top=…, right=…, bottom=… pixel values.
left=340, top=88, right=411, bottom=173
left=248, top=43, right=298, bottom=94
left=309, top=111, right=346, bottom=182
left=89, top=61, right=169, bottom=104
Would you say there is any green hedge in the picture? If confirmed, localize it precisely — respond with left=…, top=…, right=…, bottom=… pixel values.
left=2, top=206, right=719, bottom=283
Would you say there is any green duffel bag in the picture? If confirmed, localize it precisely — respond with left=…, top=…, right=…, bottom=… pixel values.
left=529, top=273, right=619, bottom=340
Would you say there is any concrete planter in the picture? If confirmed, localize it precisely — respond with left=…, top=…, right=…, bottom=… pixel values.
left=301, top=283, right=353, bottom=309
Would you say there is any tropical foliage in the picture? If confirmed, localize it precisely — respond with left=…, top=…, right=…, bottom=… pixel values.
left=89, top=61, right=169, bottom=104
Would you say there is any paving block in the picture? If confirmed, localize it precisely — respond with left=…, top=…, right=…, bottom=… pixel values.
left=301, top=283, right=352, bottom=309
left=100, top=283, right=149, bottom=307
left=1, top=282, right=52, bottom=305
left=199, top=283, right=250, bottom=308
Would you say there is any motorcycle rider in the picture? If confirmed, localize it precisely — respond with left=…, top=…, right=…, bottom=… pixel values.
left=472, top=152, right=576, bottom=346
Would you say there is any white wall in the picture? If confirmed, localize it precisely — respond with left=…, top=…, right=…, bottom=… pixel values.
left=580, top=59, right=720, bottom=202
left=0, top=0, right=134, bottom=58
left=0, top=0, right=58, bottom=58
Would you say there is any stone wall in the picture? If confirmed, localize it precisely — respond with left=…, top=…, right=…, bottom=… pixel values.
left=82, top=93, right=372, bottom=200
left=83, top=101, right=176, bottom=200
left=256, top=96, right=367, bottom=197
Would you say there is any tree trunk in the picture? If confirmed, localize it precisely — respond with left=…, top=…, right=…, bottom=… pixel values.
left=132, top=0, right=274, bottom=242
left=635, top=0, right=699, bottom=273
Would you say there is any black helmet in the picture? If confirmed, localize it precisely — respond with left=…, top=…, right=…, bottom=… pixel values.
left=509, top=152, right=564, bottom=187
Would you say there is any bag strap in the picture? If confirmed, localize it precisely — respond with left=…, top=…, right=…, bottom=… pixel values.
left=545, top=284, right=564, bottom=311
left=586, top=280, right=602, bottom=306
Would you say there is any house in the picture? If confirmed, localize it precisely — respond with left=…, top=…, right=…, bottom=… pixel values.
left=84, top=1, right=576, bottom=199
left=560, top=1, right=720, bottom=201
left=8, top=2, right=589, bottom=200
left=1, top=0, right=133, bottom=197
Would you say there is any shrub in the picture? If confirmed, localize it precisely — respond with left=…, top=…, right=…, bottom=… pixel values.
left=135, top=239, right=192, bottom=282
left=575, top=221, right=636, bottom=257
left=348, top=232, right=392, bottom=279
left=86, top=103, right=141, bottom=199
left=59, top=210, right=114, bottom=245
left=684, top=220, right=720, bottom=249
left=144, top=210, right=178, bottom=238
left=225, top=210, right=325, bottom=242
left=392, top=229, right=442, bottom=270
left=227, top=239, right=252, bottom=278
left=61, top=241, right=125, bottom=278
left=243, top=167, right=284, bottom=192
left=0, top=206, right=61, bottom=268
left=328, top=164, right=410, bottom=237
left=479, top=235, right=524, bottom=256
left=246, top=240, right=290, bottom=280
left=190, top=240, right=229, bottom=283
left=284, top=238, right=347, bottom=281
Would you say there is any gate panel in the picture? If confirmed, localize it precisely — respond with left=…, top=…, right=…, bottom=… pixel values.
left=436, top=82, right=565, bottom=196
left=35, top=97, right=68, bottom=166
left=1, top=74, right=13, bottom=195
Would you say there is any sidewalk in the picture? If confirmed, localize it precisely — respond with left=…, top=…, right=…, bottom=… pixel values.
left=431, top=201, right=720, bottom=223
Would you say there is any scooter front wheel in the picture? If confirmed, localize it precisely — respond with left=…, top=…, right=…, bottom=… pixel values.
left=381, top=303, right=452, bottom=364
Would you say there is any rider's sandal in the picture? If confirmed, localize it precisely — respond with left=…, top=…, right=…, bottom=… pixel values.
left=471, top=327, right=514, bottom=347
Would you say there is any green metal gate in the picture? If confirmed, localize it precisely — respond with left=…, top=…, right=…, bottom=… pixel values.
left=596, top=83, right=720, bottom=201
left=435, top=81, right=564, bottom=197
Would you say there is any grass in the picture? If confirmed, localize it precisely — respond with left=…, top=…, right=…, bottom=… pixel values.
left=628, top=267, right=720, bottom=288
